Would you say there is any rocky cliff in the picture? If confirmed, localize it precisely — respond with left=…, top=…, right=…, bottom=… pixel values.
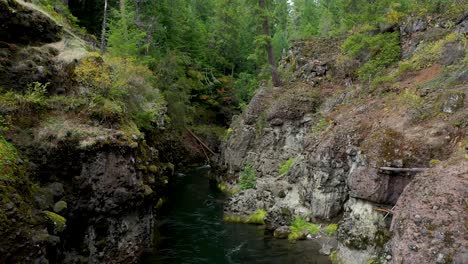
left=0, top=1, right=176, bottom=263
left=220, top=14, right=467, bottom=264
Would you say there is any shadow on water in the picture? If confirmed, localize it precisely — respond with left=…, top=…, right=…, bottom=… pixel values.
left=140, top=167, right=331, bottom=264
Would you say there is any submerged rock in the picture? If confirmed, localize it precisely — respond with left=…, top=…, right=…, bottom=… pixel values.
left=273, top=226, right=291, bottom=239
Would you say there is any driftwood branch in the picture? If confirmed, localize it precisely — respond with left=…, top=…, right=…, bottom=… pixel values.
left=185, top=128, right=216, bottom=156
left=374, top=208, right=394, bottom=214
left=379, top=167, right=427, bottom=173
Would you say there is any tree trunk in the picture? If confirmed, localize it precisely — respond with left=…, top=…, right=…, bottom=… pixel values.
left=259, top=0, right=282, bottom=87
left=100, top=0, right=108, bottom=53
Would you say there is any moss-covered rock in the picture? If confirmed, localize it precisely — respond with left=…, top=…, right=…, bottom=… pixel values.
left=44, top=210, right=66, bottom=233
left=53, top=200, right=67, bottom=213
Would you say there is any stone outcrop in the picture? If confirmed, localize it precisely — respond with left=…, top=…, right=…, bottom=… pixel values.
left=0, top=1, right=174, bottom=263
left=389, top=157, right=467, bottom=264
left=0, top=0, right=62, bottom=45
left=220, top=14, right=467, bottom=263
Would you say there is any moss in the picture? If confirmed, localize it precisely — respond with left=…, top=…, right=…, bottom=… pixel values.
left=429, top=159, right=441, bottom=167
left=53, top=200, right=67, bottom=213
left=278, top=158, right=295, bottom=176
left=374, top=229, right=391, bottom=248
left=345, top=234, right=370, bottom=250
left=367, top=259, right=381, bottom=264
left=324, top=223, right=338, bottom=236
left=225, top=128, right=233, bottom=140
left=0, top=136, right=18, bottom=181
left=148, top=165, right=158, bottom=173
left=223, top=214, right=244, bottom=223
left=44, top=210, right=66, bottom=233
left=288, top=216, right=319, bottom=240
left=310, top=117, right=333, bottom=135
left=217, top=182, right=238, bottom=195
left=155, top=197, right=165, bottom=209
left=141, top=184, right=153, bottom=196
left=245, top=209, right=267, bottom=225
left=330, top=250, right=346, bottom=264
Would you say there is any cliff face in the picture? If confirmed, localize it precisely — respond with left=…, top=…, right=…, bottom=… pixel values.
left=221, top=14, right=467, bottom=264
left=0, top=1, right=173, bottom=263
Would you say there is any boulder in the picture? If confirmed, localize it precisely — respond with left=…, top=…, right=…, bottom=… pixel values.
left=390, top=157, right=467, bottom=264
left=273, top=226, right=291, bottom=239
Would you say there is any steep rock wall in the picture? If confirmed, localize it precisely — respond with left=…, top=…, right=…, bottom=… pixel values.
left=220, top=16, right=467, bottom=263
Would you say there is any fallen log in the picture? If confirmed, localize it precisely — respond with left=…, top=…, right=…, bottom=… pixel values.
left=374, top=208, right=394, bottom=214
left=185, top=127, right=216, bottom=156
left=379, top=167, right=427, bottom=173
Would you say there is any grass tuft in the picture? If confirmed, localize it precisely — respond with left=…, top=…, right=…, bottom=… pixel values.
left=278, top=158, right=295, bottom=176
left=288, top=216, right=319, bottom=240
left=245, top=209, right=267, bottom=225
left=324, top=223, right=338, bottom=236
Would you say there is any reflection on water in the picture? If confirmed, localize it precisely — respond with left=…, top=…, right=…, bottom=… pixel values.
left=140, top=168, right=331, bottom=264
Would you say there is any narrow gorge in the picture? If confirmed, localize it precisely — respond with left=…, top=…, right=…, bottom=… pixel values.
left=0, top=0, right=467, bottom=264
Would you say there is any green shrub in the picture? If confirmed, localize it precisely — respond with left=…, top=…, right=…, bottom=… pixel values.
left=324, top=223, right=338, bottom=236
left=288, top=216, right=319, bottom=240
left=238, top=164, right=256, bottom=190
left=278, top=158, right=295, bottom=176
left=245, top=209, right=267, bottom=225
left=342, top=32, right=401, bottom=81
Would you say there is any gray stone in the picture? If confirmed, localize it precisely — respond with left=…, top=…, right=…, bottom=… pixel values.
left=273, top=226, right=291, bottom=239
left=441, top=92, right=465, bottom=113
left=319, top=244, right=333, bottom=255
left=436, top=253, right=445, bottom=264
left=455, top=18, right=468, bottom=34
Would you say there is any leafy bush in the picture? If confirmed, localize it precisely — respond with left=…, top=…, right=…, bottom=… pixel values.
left=245, top=209, right=267, bottom=225
left=74, top=53, right=165, bottom=128
left=342, top=32, right=401, bottom=81
left=238, top=164, right=256, bottom=190
left=288, top=216, right=319, bottom=240
left=74, top=53, right=112, bottom=93
left=278, top=158, right=295, bottom=175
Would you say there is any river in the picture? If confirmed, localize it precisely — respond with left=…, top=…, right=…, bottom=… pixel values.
left=140, top=167, right=331, bottom=264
